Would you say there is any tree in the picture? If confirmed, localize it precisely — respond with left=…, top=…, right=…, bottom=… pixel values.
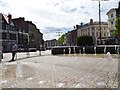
left=112, top=17, right=120, bottom=44
left=77, top=36, right=94, bottom=46
left=58, top=34, right=66, bottom=45
left=112, top=17, right=120, bottom=36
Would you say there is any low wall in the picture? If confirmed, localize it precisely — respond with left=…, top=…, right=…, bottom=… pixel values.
left=51, top=45, right=120, bottom=55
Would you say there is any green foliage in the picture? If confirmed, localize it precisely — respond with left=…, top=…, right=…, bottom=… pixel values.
left=58, top=34, right=66, bottom=45
left=112, top=17, right=120, bottom=36
left=77, top=36, right=94, bottom=46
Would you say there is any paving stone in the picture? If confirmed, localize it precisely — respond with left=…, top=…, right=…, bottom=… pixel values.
left=0, top=50, right=119, bottom=88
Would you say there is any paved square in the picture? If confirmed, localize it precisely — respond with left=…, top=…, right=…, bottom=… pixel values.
left=0, top=50, right=119, bottom=88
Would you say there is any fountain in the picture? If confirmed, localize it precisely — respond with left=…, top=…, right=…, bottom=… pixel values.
left=68, top=47, right=71, bottom=55
left=79, top=49, right=81, bottom=54
left=106, top=52, right=112, bottom=61
left=74, top=47, right=76, bottom=54
left=104, top=46, right=106, bottom=55
left=115, top=45, right=117, bottom=53
left=63, top=49, right=65, bottom=55
left=94, top=47, right=96, bottom=55
left=83, top=47, right=85, bottom=54
left=117, top=46, right=119, bottom=55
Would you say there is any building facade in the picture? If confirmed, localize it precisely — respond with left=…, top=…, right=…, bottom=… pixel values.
left=106, top=1, right=120, bottom=36
left=0, top=13, right=17, bottom=52
left=1, top=13, right=44, bottom=52
left=44, top=39, right=58, bottom=50
left=66, top=29, right=77, bottom=46
left=106, top=9, right=117, bottom=36
left=13, top=18, right=43, bottom=50
left=13, top=17, right=29, bottom=48
left=77, top=19, right=109, bottom=45
left=27, top=21, right=43, bottom=50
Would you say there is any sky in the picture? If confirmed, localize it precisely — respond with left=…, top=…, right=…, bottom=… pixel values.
left=0, top=0, right=119, bottom=40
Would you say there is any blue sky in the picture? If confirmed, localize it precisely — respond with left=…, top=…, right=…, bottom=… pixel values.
left=0, top=0, right=119, bottom=40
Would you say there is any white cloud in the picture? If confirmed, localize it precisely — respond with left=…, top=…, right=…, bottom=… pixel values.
left=0, top=0, right=119, bottom=40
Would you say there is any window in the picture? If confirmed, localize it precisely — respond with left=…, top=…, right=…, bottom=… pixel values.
left=111, top=22, right=113, bottom=25
left=111, top=14, right=113, bottom=18
left=104, top=27, right=106, bottom=30
left=104, top=33, right=106, bottom=37
left=92, top=27, right=94, bottom=30
left=2, top=33, right=7, bottom=39
left=10, top=33, right=16, bottom=40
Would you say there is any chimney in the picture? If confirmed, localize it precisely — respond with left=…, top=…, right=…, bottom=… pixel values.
left=76, top=25, right=79, bottom=29
left=80, top=22, right=83, bottom=26
left=90, top=19, right=93, bottom=24
left=8, top=13, right=12, bottom=24
left=73, top=26, right=75, bottom=29
left=19, top=17, right=25, bottom=21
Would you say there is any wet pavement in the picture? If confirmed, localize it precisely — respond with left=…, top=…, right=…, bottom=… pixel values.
left=0, top=50, right=119, bottom=88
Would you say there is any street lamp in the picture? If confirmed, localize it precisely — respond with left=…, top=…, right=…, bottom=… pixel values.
left=92, top=0, right=109, bottom=44
left=98, top=0, right=102, bottom=44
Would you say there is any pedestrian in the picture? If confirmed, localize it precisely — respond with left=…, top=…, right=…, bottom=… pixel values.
left=9, top=42, right=18, bottom=62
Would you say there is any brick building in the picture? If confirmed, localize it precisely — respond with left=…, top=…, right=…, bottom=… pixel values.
left=66, top=29, right=77, bottom=46
left=13, top=17, right=29, bottom=48
left=27, top=21, right=43, bottom=49
left=0, top=13, right=17, bottom=52
left=0, top=13, right=43, bottom=52
left=13, top=18, right=43, bottom=50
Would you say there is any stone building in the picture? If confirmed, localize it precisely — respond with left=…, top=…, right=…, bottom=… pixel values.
left=66, top=29, right=77, bottom=46
left=0, top=13, right=17, bottom=52
left=44, top=39, right=58, bottom=50
left=77, top=19, right=109, bottom=45
left=106, top=1, right=120, bottom=36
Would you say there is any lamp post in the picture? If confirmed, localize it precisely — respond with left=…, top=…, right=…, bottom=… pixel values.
left=92, top=0, right=109, bottom=44
left=98, top=0, right=102, bottom=44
